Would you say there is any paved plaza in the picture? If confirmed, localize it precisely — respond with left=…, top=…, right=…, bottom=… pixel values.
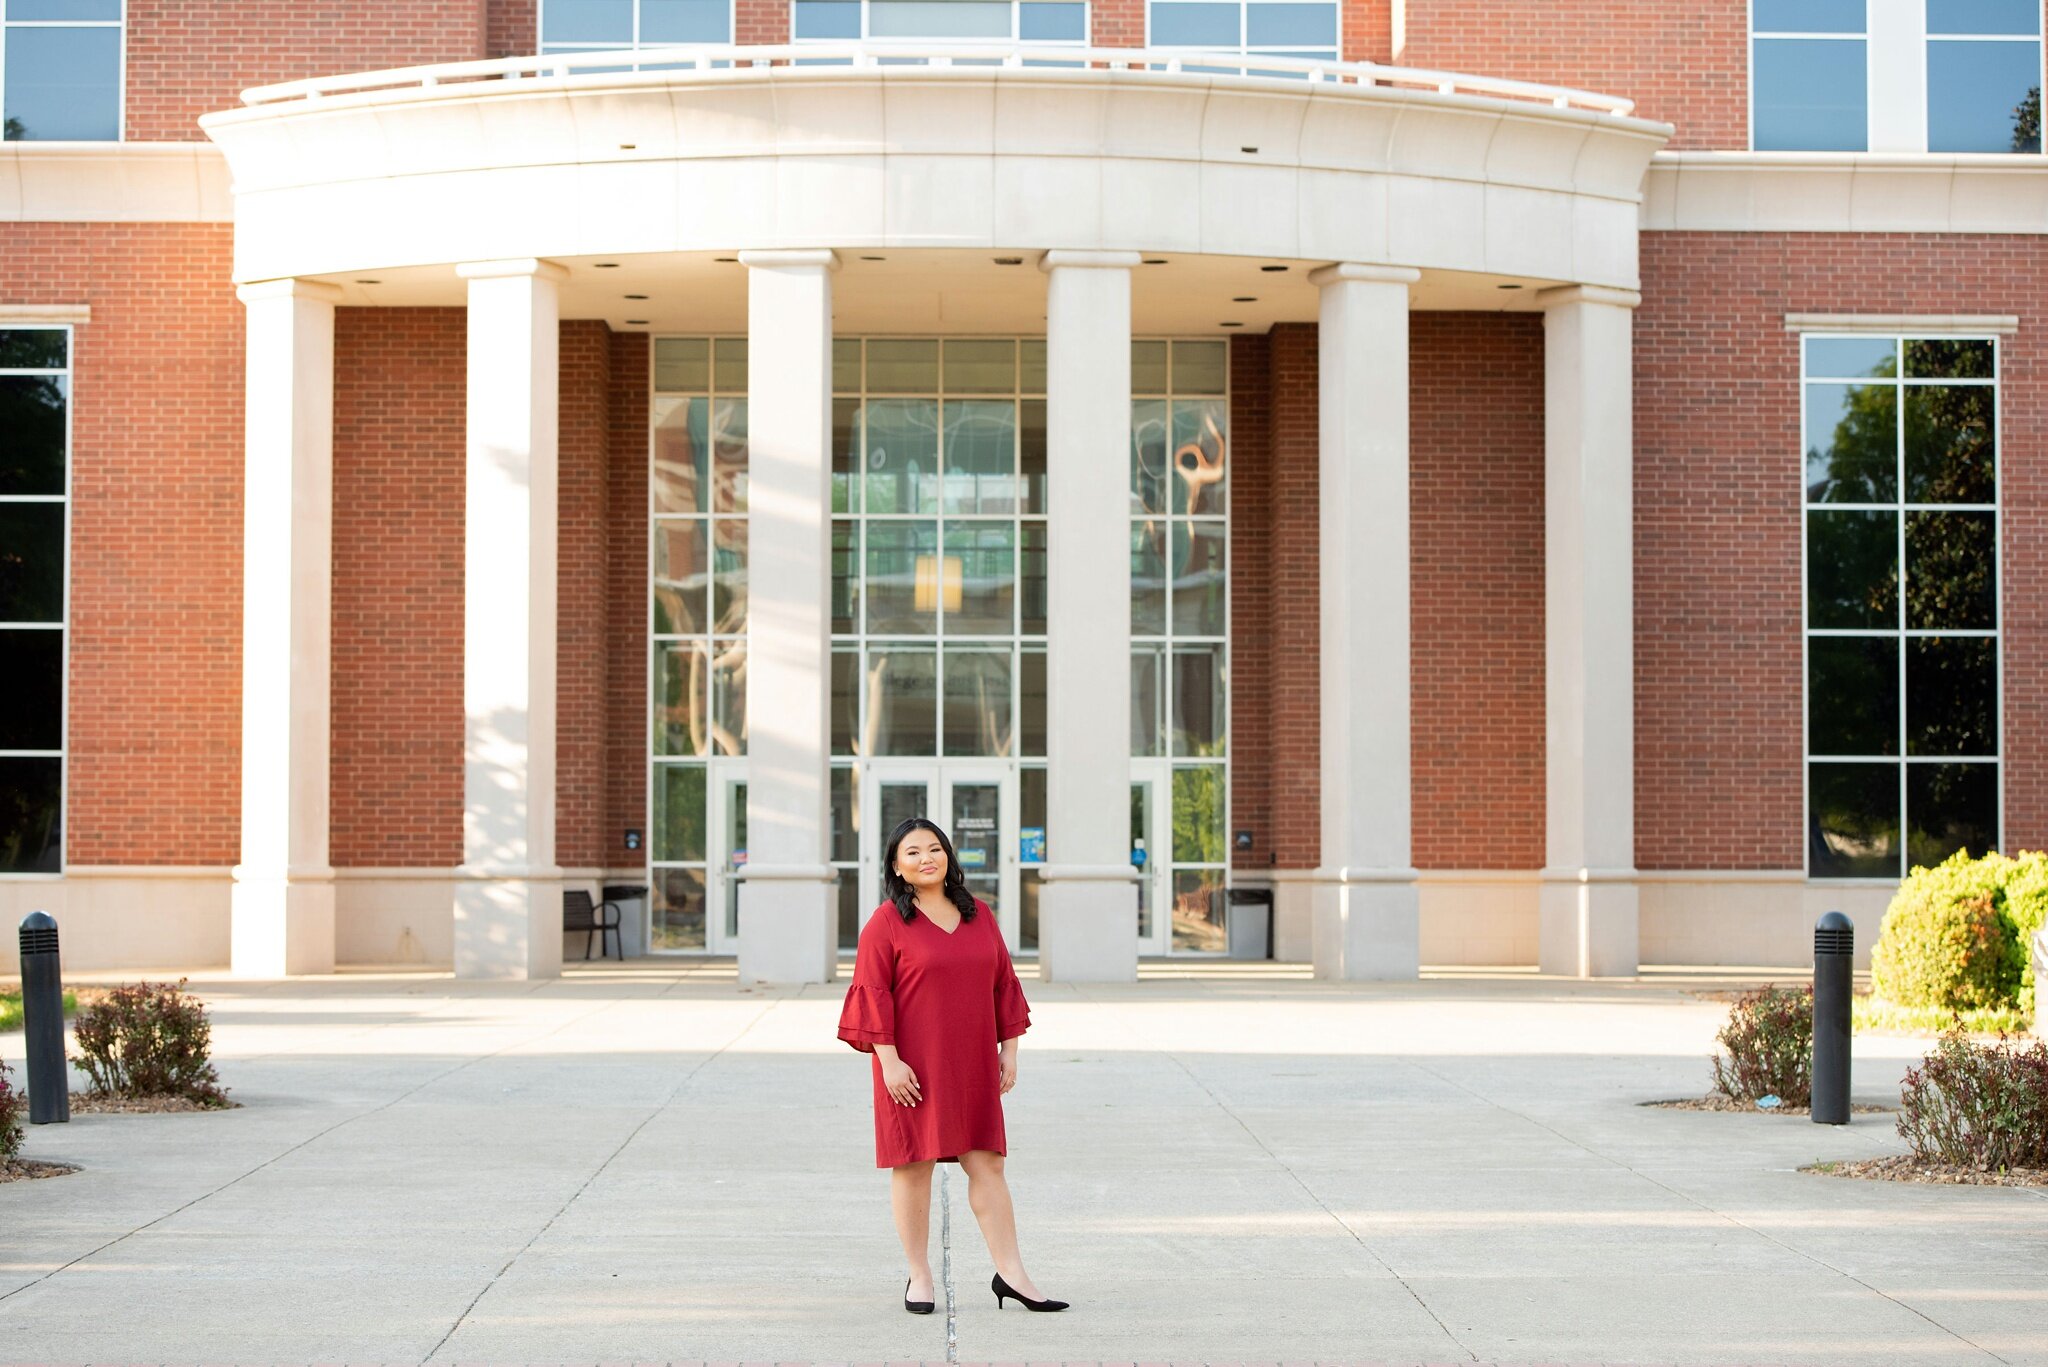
left=0, top=961, right=2043, bottom=1367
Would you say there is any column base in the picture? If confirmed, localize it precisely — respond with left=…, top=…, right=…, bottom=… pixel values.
left=1267, top=871, right=1318, bottom=963
left=1038, top=866, right=1137, bottom=982
left=1538, top=870, right=1640, bottom=977
left=230, top=870, right=336, bottom=976
left=454, top=874, right=565, bottom=980
left=1310, top=871, right=1419, bottom=980
left=737, top=865, right=837, bottom=986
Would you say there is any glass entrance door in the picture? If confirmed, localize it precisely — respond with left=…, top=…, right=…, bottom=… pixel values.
left=1131, top=760, right=1172, bottom=955
left=860, top=762, right=1020, bottom=948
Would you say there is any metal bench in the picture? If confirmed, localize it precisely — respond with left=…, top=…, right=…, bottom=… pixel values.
left=564, top=887, right=624, bottom=961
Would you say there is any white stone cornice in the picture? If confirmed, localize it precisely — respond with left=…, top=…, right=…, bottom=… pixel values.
left=1038, top=250, right=1144, bottom=272
left=454, top=257, right=570, bottom=282
left=235, top=278, right=343, bottom=305
left=1643, top=151, right=2048, bottom=234
left=1307, top=263, right=1420, bottom=286
left=0, top=142, right=232, bottom=223
left=1785, top=312, right=2019, bottom=334
left=736, top=248, right=840, bottom=270
left=0, top=304, right=91, bottom=324
left=1537, top=283, right=1641, bottom=310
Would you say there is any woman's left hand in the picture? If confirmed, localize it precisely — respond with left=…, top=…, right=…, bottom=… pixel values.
left=999, top=1047, right=1017, bottom=1095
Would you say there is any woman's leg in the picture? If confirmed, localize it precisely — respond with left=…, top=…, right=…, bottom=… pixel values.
left=957, top=1149, right=1047, bottom=1299
left=891, top=1160, right=938, bottom=1298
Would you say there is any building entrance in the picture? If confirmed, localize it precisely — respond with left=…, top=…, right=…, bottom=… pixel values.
left=859, top=761, right=1019, bottom=947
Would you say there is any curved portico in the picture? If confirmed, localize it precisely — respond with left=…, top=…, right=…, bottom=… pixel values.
left=201, top=46, right=1670, bottom=983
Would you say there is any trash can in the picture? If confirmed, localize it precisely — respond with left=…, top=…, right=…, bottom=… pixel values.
left=1225, top=887, right=1273, bottom=961
left=603, top=883, right=650, bottom=958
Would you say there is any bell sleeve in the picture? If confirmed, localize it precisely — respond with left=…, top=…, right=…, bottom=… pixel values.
left=993, top=914, right=1032, bottom=1043
left=837, top=910, right=897, bottom=1054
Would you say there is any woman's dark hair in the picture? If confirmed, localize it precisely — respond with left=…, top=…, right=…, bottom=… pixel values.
left=882, top=816, right=977, bottom=924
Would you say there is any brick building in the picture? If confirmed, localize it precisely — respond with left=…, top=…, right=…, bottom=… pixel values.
left=0, top=1, right=2039, bottom=980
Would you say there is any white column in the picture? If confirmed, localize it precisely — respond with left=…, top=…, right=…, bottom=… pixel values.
left=1037, top=250, right=1141, bottom=983
left=1538, top=284, right=1641, bottom=978
left=736, top=249, right=839, bottom=985
left=453, top=258, right=567, bottom=980
left=1307, top=264, right=1421, bottom=980
left=231, top=278, right=341, bottom=976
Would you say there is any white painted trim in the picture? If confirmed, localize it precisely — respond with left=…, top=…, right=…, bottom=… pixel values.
left=0, top=304, right=89, bottom=323
left=1785, top=313, right=2020, bottom=334
left=0, top=142, right=231, bottom=222
left=1643, top=152, right=2048, bottom=233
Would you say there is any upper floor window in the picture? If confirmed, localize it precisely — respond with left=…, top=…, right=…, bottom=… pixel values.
left=0, top=326, right=69, bottom=874
left=1753, top=0, right=2042, bottom=153
left=792, top=1, right=1086, bottom=44
left=1148, top=0, right=1338, bottom=66
left=2, top=0, right=122, bottom=142
left=539, top=0, right=732, bottom=54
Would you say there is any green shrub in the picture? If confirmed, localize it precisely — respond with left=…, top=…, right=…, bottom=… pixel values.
left=1871, top=850, right=2025, bottom=1011
left=0, top=1059, right=22, bottom=1160
left=1711, top=984, right=1814, bottom=1106
left=1897, top=1026, right=2048, bottom=1170
left=71, top=979, right=228, bottom=1106
left=2005, top=853, right=2048, bottom=1019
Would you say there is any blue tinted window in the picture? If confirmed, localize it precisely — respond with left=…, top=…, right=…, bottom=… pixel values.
left=542, top=0, right=633, bottom=42
left=642, top=0, right=730, bottom=42
left=1753, top=37, right=1868, bottom=150
left=869, top=0, right=1011, bottom=37
left=1020, top=1, right=1086, bottom=41
left=1246, top=2, right=1334, bottom=45
left=3, top=25, right=119, bottom=141
left=7, top=1, right=121, bottom=18
left=1152, top=2, right=1240, bottom=46
left=1754, top=0, right=1865, bottom=32
left=796, top=0, right=862, bottom=37
left=1928, top=0, right=2041, bottom=35
left=1928, top=39, right=2043, bottom=150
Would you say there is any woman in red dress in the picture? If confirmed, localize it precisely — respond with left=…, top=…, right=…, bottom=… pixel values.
left=838, top=816, right=1068, bottom=1315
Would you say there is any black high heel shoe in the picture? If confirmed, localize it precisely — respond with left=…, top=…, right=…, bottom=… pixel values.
left=904, top=1277, right=934, bottom=1315
left=991, top=1271, right=1068, bottom=1312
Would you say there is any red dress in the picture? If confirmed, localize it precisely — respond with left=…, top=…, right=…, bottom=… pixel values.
left=837, top=898, right=1033, bottom=1168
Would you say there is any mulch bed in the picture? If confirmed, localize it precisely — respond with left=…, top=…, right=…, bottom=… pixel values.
left=0, top=1158, right=80, bottom=1184
left=67, top=1091, right=240, bottom=1114
left=1643, top=1095, right=1892, bottom=1115
left=1806, top=1155, right=2048, bottom=1186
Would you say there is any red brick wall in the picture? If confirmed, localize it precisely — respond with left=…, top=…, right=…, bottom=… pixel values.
left=127, top=1, right=490, bottom=141
left=558, top=322, right=613, bottom=869
left=607, top=333, right=652, bottom=864
left=1093, top=0, right=1142, bottom=46
left=331, top=308, right=466, bottom=868
left=1411, top=312, right=1545, bottom=869
left=736, top=0, right=791, bottom=45
left=488, top=0, right=535, bottom=58
left=1635, top=232, right=2048, bottom=867
left=1394, top=1, right=1746, bottom=150
left=0, top=223, right=242, bottom=866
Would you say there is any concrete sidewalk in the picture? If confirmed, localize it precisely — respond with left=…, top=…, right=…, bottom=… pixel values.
left=0, top=962, right=2042, bottom=1367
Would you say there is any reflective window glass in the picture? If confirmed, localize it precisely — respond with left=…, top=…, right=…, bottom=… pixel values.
left=1170, top=521, right=1226, bottom=635
left=711, top=396, right=748, bottom=513
left=870, top=0, right=1011, bottom=36
left=1131, top=399, right=1170, bottom=518
left=1804, top=382, right=1896, bottom=503
left=942, top=646, right=1013, bottom=756
left=1019, top=399, right=1047, bottom=515
left=652, top=519, right=710, bottom=634
left=1807, top=636, right=1899, bottom=755
left=943, top=520, right=1016, bottom=634
left=1808, top=762, right=1900, bottom=878
left=712, top=336, right=748, bottom=391
left=0, top=503, right=62, bottom=621
left=1019, top=648, right=1046, bottom=756
left=1171, top=643, right=1226, bottom=756
left=652, top=395, right=711, bottom=514
left=9, top=2, right=123, bottom=19
left=652, top=867, right=706, bottom=949
left=0, top=375, right=65, bottom=495
left=1906, top=338, right=1995, bottom=378
left=868, top=648, right=938, bottom=755
left=1752, top=38, right=1869, bottom=151
left=1131, top=646, right=1164, bottom=757
left=1019, top=521, right=1047, bottom=634
left=1807, top=509, right=1898, bottom=630
left=656, top=337, right=709, bottom=392
left=653, top=640, right=711, bottom=755
left=1131, top=340, right=1170, bottom=394
left=865, top=520, right=940, bottom=633
left=1904, top=383, right=1995, bottom=503
left=831, top=647, right=860, bottom=755
left=642, top=0, right=731, bottom=42
left=1928, top=38, right=2043, bottom=151
left=1805, top=335, right=1895, bottom=379
left=832, top=520, right=858, bottom=634
left=943, top=400, right=1019, bottom=514
left=1172, top=398, right=1228, bottom=515
left=1904, top=509, right=1996, bottom=629
left=865, top=399, right=940, bottom=514
left=1907, top=763, right=1999, bottom=869
left=1131, top=523, right=1167, bottom=635
left=943, top=339, right=1016, bottom=394
left=1171, top=766, right=1225, bottom=862
left=867, top=339, right=940, bottom=393
left=711, top=638, right=746, bottom=754
left=0, top=756, right=61, bottom=874
left=1928, top=0, right=2041, bottom=35
left=833, top=396, right=861, bottom=513
left=3, top=25, right=120, bottom=141
left=1020, top=1, right=1086, bottom=40
left=710, top=518, right=747, bottom=633
left=1151, top=1, right=1241, bottom=45
left=1907, top=636, right=1997, bottom=756
left=0, top=628, right=61, bottom=750
left=543, top=0, right=634, bottom=42
left=1245, top=2, right=1334, bottom=46
left=653, top=762, right=708, bottom=861
left=0, top=329, right=66, bottom=368
left=1754, top=0, right=1866, bottom=31
left=796, top=0, right=862, bottom=37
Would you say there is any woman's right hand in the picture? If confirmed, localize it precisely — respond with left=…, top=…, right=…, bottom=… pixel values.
left=880, top=1054, right=922, bottom=1107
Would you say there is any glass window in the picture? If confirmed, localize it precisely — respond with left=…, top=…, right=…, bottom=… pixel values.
left=1151, top=1, right=1241, bottom=46
left=3, top=3, right=121, bottom=143
left=0, top=323, right=67, bottom=872
left=1752, top=35, right=1868, bottom=151
left=796, top=0, right=862, bottom=37
left=539, top=0, right=730, bottom=49
left=1803, top=333, right=2000, bottom=879
left=793, top=0, right=1089, bottom=47
left=1020, top=1, right=1085, bottom=41
left=1150, top=0, right=1336, bottom=66
left=1927, top=34, right=2042, bottom=152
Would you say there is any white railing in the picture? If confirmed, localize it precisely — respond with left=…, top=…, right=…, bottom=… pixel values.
left=238, top=43, right=1635, bottom=116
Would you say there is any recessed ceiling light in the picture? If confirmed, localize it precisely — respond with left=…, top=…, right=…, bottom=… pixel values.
left=1260, top=265, right=1289, bottom=273
left=861, top=255, right=886, bottom=261
left=1239, top=145, right=1258, bottom=154
left=1220, top=321, right=1243, bottom=328
left=594, top=262, right=620, bottom=268
left=1497, top=283, right=1524, bottom=290
left=355, top=279, right=381, bottom=285
left=618, top=143, right=636, bottom=150
left=714, top=256, right=738, bottom=263
left=625, top=294, right=649, bottom=300
left=625, top=319, right=650, bottom=325
left=1233, top=296, right=1256, bottom=303
left=1142, top=258, right=1168, bottom=265
left=994, top=257, right=1024, bottom=266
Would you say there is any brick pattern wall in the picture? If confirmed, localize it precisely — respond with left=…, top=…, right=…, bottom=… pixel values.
left=1093, top=0, right=1142, bottom=46
left=331, top=308, right=467, bottom=868
left=607, top=333, right=652, bottom=864
left=1411, top=312, right=1545, bottom=869
left=1635, top=232, right=2048, bottom=868
left=1394, top=1, right=1746, bottom=150
left=0, top=223, right=242, bottom=866
left=735, top=0, right=791, bottom=45
left=126, top=0, right=490, bottom=141
left=1227, top=334, right=1273, bottom=872
left=1263, top=324, right=1324, bottom=870
left=488, top=0, right=535, bottom=58
left=558, top=322, right=613, bottom=870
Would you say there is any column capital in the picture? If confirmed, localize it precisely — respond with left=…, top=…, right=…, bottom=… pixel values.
left=1038, top=249, right=1143, bottom=273
left=737, top=248, right=840, bottom=271
left=1537, top=283, right=1641, bottom=311
left=1307, top=263, right=1420, bottom=288
left=455, top=257, right=570, bottom=283
left=236, top=278, right=343, bottom=306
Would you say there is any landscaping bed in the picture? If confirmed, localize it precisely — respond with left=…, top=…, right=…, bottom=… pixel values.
left=1644, top=1095, right=1890, bottom=1115
left=68, top=1091, right=238, bottom=1114
left=1805, top=1155, right=2048, bottom=1187
left=0, top=1158, right=79, bottom=1184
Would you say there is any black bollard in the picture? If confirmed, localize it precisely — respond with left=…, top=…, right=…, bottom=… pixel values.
left=1811, top=910, right=1853, bottom=1127
left=18, top=911, right=69, bottom=1125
